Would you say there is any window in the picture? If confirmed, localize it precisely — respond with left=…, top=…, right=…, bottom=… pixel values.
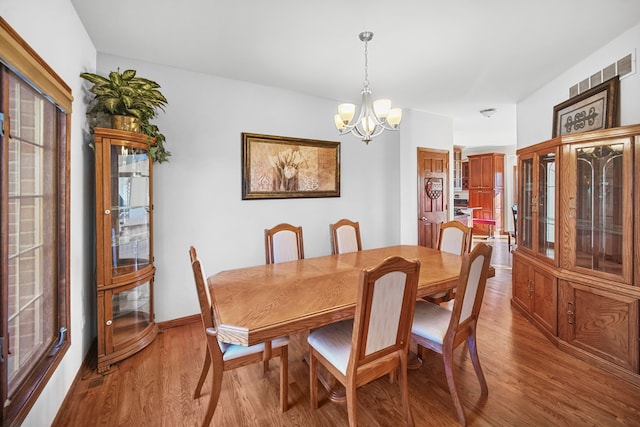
left=0, top=18, right=71, bottom=426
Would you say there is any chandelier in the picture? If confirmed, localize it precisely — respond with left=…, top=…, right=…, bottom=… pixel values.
left=334, top=31, right=402, bottom=144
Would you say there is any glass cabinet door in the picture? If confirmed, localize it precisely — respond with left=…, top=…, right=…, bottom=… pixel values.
left=110, top=145, right=151, bottom=277
left=110, top=280, right=153, bottom=350
left=518, top=148, right=558, bottom=265
left=519, top=156, right=534, bottom=251
left=572, top=141, right=629, bottom=280
left=537, top=152, right=556, bottom=260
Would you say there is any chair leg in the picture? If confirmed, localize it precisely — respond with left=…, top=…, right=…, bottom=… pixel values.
left=467, top=329, right=488, bottom=395
left=280, top=345, right=289, bottom=412
left=442, top=347, right=467, bottom=426
left=194, top=349, right=211, bottom=399
left=309, top=349, right=319, bottom=409
left=399, top=354, right=415, bottom=427
left=202, top=363, right=224, bottom=427
left=346, top=379, right=358, bottom=427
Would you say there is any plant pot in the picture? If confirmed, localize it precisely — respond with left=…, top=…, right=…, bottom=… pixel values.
left=111, top=115, right=141, bottom=133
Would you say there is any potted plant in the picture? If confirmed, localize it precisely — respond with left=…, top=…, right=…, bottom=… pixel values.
left=80, top=69, right=170, bottom=162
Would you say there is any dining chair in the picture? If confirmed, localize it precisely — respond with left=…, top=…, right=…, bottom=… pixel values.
left=329, top=218, right=362, bottom=254
left=411, top=242, right=493, bottom=426
left=263, top=223, right=303, bottom=371
left=508, top=204, right=518, bottom=249
left=307, top=256, right=421, bottom=427
left=424, top=220, right=473, bottom=304
left=189, top=246, right=289, bottom=426
left=265, top=223, right=304, bottom=264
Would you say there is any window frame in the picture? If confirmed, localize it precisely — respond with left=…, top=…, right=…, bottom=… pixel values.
left=0, top=18, right=72, bottom=426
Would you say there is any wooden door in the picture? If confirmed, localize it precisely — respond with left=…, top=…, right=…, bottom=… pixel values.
left=417, top=148, right=449, bottom=248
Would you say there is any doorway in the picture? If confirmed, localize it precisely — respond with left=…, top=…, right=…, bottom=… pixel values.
left=417, top=148, right=449, bottom=248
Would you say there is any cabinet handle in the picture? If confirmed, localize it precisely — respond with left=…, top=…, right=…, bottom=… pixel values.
left=106, top=320, right=113, bottom=326
left=568, top=197, right=575, bottom=218
left=104, top=209, right=111, bottom=215
left=567, top=301, right=575, bottom=325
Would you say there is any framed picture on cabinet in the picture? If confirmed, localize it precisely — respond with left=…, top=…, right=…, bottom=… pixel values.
left=552, top=76, right=619, bottom=137
left=241, top=133, right=340, bottom=199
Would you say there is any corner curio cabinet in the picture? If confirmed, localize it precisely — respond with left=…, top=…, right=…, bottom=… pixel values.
left=94, top=128, right=158, bottom=373
left=512, top=125, right=640, bottom=386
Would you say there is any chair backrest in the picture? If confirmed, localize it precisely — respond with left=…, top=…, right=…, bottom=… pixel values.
left=447, top=243, right=493, bottom=336
left=438, top=220, right=472, bottom=255
left=189, top=246, right=224, bottom=360
left=348, top=256, right=421, bottom=373
left=512, top=205, right=518, bottom=235
left=330, top=218, right=362, bottom=254
left=265, top=223, right=304, bottom=264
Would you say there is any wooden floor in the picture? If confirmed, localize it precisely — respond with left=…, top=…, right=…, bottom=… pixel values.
left=53, top=238, right=640, bottom=426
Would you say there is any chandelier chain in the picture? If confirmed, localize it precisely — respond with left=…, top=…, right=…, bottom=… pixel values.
left=363, top=38, right=369, bottom=88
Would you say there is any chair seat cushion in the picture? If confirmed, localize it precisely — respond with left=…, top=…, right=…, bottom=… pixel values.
left=411, top=301, right=451, bottom=344
left=307, top=320, right=354, bottom=376
left=222, top=336, right=289, bottom=361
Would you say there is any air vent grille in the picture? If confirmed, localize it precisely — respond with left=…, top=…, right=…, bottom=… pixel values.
left=569, top=52, right=635, bottom=97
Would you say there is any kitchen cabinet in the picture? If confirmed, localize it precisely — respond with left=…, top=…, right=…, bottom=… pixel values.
left=462, top=161, right=469, bottom=190
left=94, top=128, right=158, bottom=373
left=468, top=153, right=504, bottom=236
left=453, top=147, right=463, bottom=191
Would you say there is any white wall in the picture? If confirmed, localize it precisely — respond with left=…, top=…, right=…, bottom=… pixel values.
left=399, top=110, right=454, bottom=244
left=518, top=22, right=640, bottom=149
left=0, top=0, right=97, bottom=426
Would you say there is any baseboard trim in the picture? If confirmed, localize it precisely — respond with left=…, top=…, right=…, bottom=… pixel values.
left=157, top=314, right=200, bottom=331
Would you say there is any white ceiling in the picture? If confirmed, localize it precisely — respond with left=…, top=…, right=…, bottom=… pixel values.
left=71, top=1, right=640, bottom=146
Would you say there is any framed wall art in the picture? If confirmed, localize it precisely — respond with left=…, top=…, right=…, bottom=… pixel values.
left=552, top=76, right=619, bottom=137
left=242, top=133, right=340, bottom=200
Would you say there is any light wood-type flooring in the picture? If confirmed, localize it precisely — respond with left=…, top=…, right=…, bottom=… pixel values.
left=53, top=238, right=640, bottom=426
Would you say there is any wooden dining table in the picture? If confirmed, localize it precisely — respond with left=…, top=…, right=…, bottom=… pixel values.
left=208, top=245, right=465, bottom=347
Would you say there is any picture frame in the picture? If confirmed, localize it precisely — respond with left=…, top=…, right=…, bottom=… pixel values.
left=242, top=133, right=340, bottom=200
left=552, top=76, right=619, bottom=137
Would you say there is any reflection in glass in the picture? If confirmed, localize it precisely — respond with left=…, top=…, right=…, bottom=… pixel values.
left=110, top=146, right=151, bottom=276
left=112, top=281, right=152, bottom=348
left=575, top=144, right=624, bottom=275
left=520, top=158, right=534, bottom=250
left=537, top=153, right=555, bottom=259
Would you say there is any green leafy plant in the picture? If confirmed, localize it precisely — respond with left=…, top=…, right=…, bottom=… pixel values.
left=80, top=69, right=170, bottom=163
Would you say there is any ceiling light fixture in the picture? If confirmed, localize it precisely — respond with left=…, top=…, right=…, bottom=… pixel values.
left=334, top=31, right=402, bottom=144
left=480, top=108, right=497, bottom=118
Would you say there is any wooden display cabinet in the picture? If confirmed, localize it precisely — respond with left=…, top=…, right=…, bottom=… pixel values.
left=512, top=125, right=640, bottom=386
left=94, top=128, right=158, bottom=373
